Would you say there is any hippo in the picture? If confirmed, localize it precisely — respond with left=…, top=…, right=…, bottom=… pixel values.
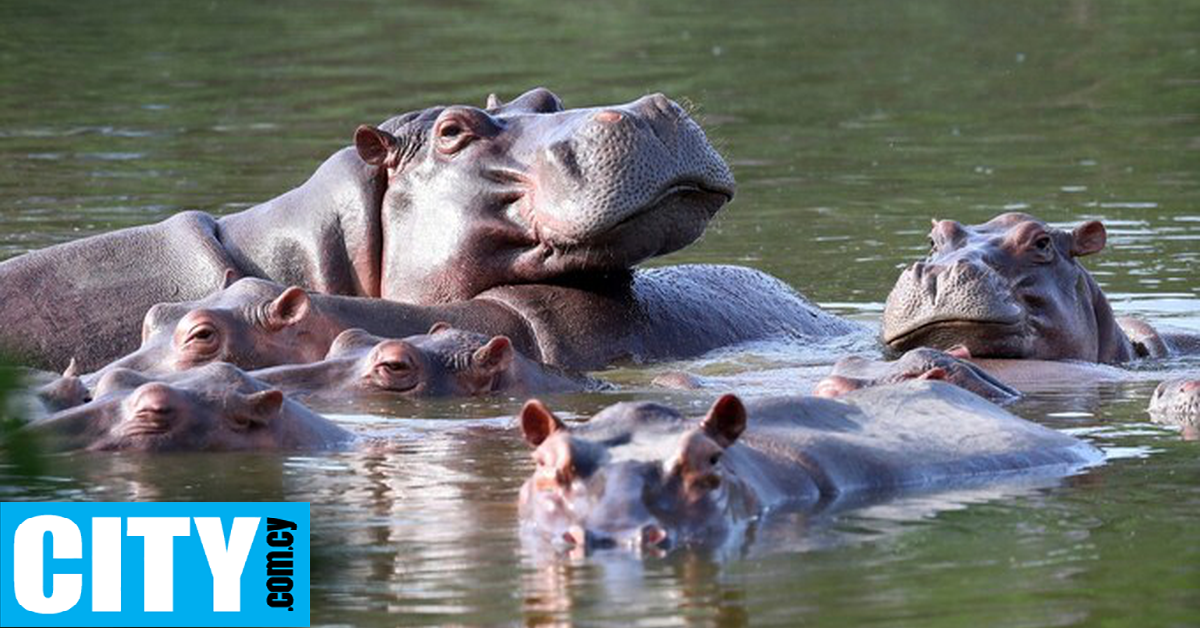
left=814, top=347, right=1021, bottom=402
left=1148, top=378, right=1200, bottom=440
left=881, top=213, right=1197, bottom=363
left=1, top=88, right=866, bottom=373
left=26, top=363, right=351, bottom=452
left=517, top=380, right=1102, bottom=552
left=89, top=263, right=858, bottom=383
left=251, top=325, right=602, bottom=403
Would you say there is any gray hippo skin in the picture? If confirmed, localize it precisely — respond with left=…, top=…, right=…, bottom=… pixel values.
left=815, top=347, right=1022, bottom=402
left=881, top=213, right=1197, bottom=363
left=251, top=326, right=601, bottom=403
left=26, top=363, right=351, bottom=452
left=517, top=380, right=1102, bottom=552
left=1149, top=378, right=1200, bottom=440
left=89, top=267, right=857, bottom=382
left=1, top=88, right=742, bottom=370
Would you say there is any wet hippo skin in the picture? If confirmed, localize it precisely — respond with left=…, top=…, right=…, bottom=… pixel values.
left=250, top=326, right=602, bottom=403
left=0, top=88, right=856, bottom=372
left=27, top=363, right=352, bottom=452
left=517, top=380, right=1102, bottom=552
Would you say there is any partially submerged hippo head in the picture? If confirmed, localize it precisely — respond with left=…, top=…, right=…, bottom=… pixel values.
left=518, top=395, right=752, bottom=552
left=882, top=213, right=1133, bottom=362
left=355, top=88, right=736, bottom=302
left=254, top=324, right=583, bottom=399
left=815, top=348, right=1021, bottom=403
left=30, top=363, right=349, bottom=452
left=93, top=278, right=332, bottom=380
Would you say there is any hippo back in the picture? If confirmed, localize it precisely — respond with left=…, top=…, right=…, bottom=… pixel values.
left=738, top=381, right=1102, bottom=500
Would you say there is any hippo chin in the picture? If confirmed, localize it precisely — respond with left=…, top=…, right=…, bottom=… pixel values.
left=517, top=380, right=1101, bottom=553
left=0, top=88, right=734, bottom=371
left=27, top=363, right=351, bottom=452
left=251, top=325, right=600, bottom=403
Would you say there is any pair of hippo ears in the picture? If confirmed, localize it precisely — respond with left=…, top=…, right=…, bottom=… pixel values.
left=519, top=394, right=747, bottom=449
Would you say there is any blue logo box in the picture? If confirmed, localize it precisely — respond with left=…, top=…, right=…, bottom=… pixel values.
left=0, top=502, right=309, bottom=627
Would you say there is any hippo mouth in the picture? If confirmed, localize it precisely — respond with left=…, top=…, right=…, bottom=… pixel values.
left=505, top=178, right=732, bottom=275
left=885, top=319, right=1024, bottom=353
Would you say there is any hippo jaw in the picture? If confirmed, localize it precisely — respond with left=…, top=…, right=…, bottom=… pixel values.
left=881, top=213, right=1127, bottom=362
left=360, top=88, right=735, bottom=303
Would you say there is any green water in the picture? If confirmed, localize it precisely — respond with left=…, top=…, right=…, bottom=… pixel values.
left=1, top=1, right=1198, bottom=626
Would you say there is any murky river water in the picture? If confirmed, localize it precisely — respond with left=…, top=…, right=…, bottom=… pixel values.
left=1, top=1, right=1198, bottom=626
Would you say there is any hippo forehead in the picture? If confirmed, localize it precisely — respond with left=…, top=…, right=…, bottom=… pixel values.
left=172, top=362, right=270, bottom=395
left=569, top=401, right=690, bottom=463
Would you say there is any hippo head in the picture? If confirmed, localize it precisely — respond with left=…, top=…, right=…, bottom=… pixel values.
left=815, top=348, right=1022, bottom=403
left=32, top=364, right=345, bottom=452
left=315, top=325, right=520, bottom=397
left=93, top=278, right=333, bottom=380
left=881, top=213, right=1133, bottom=362
left=518, top=394, right=753, bottom=553
left=355, top=87, right=736, bottom=303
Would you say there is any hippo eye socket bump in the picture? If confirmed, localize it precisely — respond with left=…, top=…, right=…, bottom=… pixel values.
left=434, top=115, right=476, bottom=154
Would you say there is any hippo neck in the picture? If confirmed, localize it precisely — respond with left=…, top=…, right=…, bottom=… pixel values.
left=1084, top=272, right=1136, bottom=363
left=217, top=147, right=385, bottom=297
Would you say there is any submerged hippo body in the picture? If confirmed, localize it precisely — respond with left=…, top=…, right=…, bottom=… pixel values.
left=251, top=326, right=601, bottom=403
left=0, top=88, right=757, bottom=371
left=816, top=348, right=1022, bottom=402
left=881, top=213, right=1196, bottom=363
left=518, top=380, right=1102, bottom=551
left=27, top=363, right=351, bottom=452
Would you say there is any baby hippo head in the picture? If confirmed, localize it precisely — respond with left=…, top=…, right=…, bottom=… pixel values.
left=35, top=363, right=345, bottom=452
left=323, top=324, right=521, bottom=397
left=94, top=278, right=330, bottom=379
left=517, top=394, right=753, bottom=553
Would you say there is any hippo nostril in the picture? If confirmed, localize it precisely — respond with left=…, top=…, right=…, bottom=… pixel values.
left=594, top=110, right=624, bottom=124
left=133, top=384, right=176, bottom=416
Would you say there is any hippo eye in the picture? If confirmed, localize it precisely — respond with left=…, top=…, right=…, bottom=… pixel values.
left=434, top=114, right=477, bottom=154
left=1033, top=235, right=1053, bottom=253
left=709, top=453, right=721, bottom=466
left=186, top=324, right=219, bottom=346
left=379, top=360, right=411, bottom=373
left=928, top=237, right=937, bottom=253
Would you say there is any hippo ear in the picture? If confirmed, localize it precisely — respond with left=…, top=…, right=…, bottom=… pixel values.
left=240, top=390, right=284, bottom=426
left=221, top=268, right=240, bottom=289
left=1070, top=221, right=1107, bottom=257
left=427, top=321, right=453, bottom=335
left=62, top=357, right=79, bottom=378
left=701, top=394, right=746, bottom=448
left=486, top=93, right=504, bottom=110
left=520, top=399, right=565, bottom=447
left=266, top=287, right=311, bottom=330
left=474, top=336, right=514, bottom=374
left=354, top=125, right=399, bottom=168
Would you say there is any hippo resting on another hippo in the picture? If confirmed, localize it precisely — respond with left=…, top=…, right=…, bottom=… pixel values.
left=881, top=213, right=1199, bottom=383
left=517, top=380, right=1102, bottom=552
left=26, top=363, right=352, bottom=452
left=0, top=88, right=858, bottom=373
